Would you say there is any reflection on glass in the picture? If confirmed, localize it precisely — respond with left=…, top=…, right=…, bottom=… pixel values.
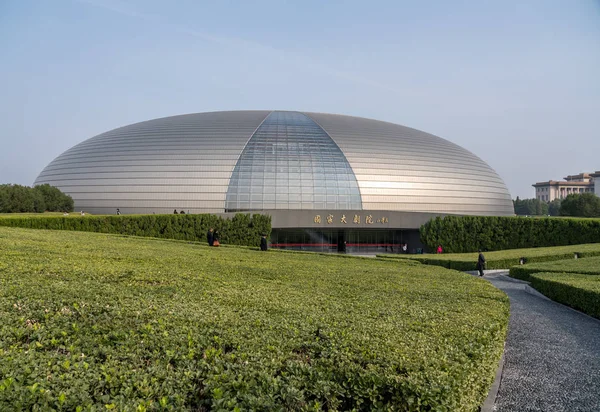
left=226, top=111, right=362, bottom=211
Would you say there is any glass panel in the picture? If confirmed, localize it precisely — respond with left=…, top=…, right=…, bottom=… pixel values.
left=225, top=111, right=362, bottom=211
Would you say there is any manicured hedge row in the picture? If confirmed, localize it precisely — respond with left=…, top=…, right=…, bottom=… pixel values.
left=377, top=256, right=481, bottom=271
left=530, top=273, right=600, bottom=319
left=0, top=227, right=509, bottom=411
left=510, top=256, right=600, bottom=281
left=378, top=246, right=600, bottom=271
left=420, top=215, right=600, bottom=253
left=0, top=213, right=271, bottom=247
left=509, top=266, right=546, bottom=281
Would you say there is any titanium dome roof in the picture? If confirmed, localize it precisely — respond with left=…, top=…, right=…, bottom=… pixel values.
left=35, top=110, right=514, bottom=216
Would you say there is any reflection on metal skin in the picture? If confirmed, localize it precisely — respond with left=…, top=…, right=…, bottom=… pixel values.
left=35, top=110, right=513, bottom=216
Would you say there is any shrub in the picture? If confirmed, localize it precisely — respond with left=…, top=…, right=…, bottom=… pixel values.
left=378, top=243, right=600, bottom=271
left=420, top=215, right=600, bottom=253
left=0, top=213, right=271, bottom=247
left=0, top=227, right=509, bottom=411
left=529, top=273, right=600, bottom=319
left=509, top=255, right=600, bottom=281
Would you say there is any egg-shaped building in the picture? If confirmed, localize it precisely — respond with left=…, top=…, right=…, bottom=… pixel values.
left=35, top=110, right=513, bottom=252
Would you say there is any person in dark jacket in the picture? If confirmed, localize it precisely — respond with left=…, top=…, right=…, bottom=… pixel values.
left=260, top=235, right=268, bottom=251
left=207, top=228, right=214, bottom=246
left=476, top=250, right=486, bottom=277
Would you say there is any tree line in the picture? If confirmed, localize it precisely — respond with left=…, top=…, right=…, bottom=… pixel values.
left=513, top=193, right=600, bottom=218
left=0, top=184, right=74, bottom=213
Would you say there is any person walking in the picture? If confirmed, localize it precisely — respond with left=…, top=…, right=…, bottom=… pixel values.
left=207, top=228, right=214, bottom=246
left=260, top=234, right=268, bottom=251
left=436, top=245, right=443, bottom=254
left=476, top=250, right=486, bottom=277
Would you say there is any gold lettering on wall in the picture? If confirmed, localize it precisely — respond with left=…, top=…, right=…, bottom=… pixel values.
left=312, top=214, right=389, bottom=225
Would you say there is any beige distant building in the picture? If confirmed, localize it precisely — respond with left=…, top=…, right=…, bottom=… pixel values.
left=533, top=172, right=598, bottom=202
left=593, top=172, right=600, bottom=197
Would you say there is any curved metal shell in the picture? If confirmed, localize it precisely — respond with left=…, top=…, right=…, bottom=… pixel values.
left=35, top=110, right=514, bottom=216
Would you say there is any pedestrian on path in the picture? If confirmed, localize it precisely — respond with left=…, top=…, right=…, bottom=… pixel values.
left=207, top=228, right=214, bottom=246
left=437, top=245, right=443, bottom=254
left=476, top=250, right=486, bottom=276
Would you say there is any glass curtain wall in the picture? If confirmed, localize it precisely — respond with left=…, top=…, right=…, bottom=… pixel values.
left=225, top=111, right=362, bottom=212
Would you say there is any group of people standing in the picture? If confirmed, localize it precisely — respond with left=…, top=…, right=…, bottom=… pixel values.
left=206, top=228, right=220, bottom=247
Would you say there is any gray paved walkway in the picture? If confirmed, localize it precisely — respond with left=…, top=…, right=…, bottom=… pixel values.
left=486, top=272, right=600, bottom=411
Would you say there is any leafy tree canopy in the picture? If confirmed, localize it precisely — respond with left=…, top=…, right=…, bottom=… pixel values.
left=513, top=197, right=549, bottom=216
left=0, top=184, right=74, bottom=213
left=559, top=193, right=600, bottom=217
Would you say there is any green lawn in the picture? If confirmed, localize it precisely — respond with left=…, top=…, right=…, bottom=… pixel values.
left=529, top=273, right=600, bottom=319
left=378, top=243, right=600, bottom=270
left=510, top=255, right=600, bottom=280
left=0, top=227, right=508, bottom=411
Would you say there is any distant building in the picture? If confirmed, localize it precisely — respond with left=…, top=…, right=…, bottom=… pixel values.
left=533, top=172, right=598, bottom=201
left=593, top=172, right=600, bottom=197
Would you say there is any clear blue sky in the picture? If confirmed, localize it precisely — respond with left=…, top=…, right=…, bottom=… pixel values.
left=1, top=0, right=599, bottom=199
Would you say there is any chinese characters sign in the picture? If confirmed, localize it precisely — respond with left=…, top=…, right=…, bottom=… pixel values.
left=313, top=214, right=389, bottom=225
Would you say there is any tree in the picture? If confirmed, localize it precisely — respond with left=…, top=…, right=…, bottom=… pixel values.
left=0, top=184, right=36, bottom=212
left=33, top=184, right=74, bottom=212
left=513, top=197, right=548, bottom=216
left=559, top=193, right=600, bottom=217
left=513, top=197, right=530, bottom=215
left=548, top=199, right=562, bottom=216
left=0, top=184, right=73, bottom=213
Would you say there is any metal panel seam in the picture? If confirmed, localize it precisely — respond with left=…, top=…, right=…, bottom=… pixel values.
left=302, top=112, right=364, bottom=210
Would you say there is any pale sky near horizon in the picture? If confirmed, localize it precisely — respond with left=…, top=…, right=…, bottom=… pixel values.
left=1, top=0, right=599, bottom=199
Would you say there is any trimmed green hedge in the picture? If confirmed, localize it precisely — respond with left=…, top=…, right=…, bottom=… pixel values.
left=530, top=273, right=600, bottom=319
left=510, top=255, right=600, bottom=281
left=420, top=215, right=600, bottom=253
left=0, top=213, right=271, bottom=247
left=0, top=227, right=509, bottom=411
left=378, top=243, right=600, bottom=271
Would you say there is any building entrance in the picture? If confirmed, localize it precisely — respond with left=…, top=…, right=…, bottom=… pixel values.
left=270, top=228, right=423, bottom=254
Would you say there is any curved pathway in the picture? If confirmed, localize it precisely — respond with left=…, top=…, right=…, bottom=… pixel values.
left=486, top=272, right=600, bottom=411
